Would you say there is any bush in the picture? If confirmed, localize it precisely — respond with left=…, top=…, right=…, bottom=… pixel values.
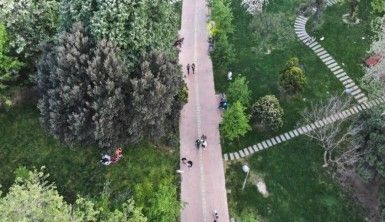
left=251, top=95, right=284, bottom=131
left=279, top=57, right=306, bottom=96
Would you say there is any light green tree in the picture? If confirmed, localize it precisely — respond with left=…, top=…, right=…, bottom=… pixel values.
left=0, top=167, right=147, bottom=222
left=227, top=75, right=251, bottom=106
left=371, top=0, right=385, bottom=13
left=0, top=23, right=23, bottom=107
left=220, top=101, right=251, bottom=141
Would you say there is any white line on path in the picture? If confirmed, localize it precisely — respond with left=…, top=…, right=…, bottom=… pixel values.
left=192, top=0, right=208, bottom=220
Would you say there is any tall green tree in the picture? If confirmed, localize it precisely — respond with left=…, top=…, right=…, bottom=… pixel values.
left=251, top=95, right=284, bottom=131
left=0, top=23, right=23, bottom=107
left=354, top=109, right=385, bottom=182
left=130, top=51, right=183, bottom=141
left=227, top=75, right=251, bottom=106
left=87, top=40, right=130, bottom=148
left=0, top=167, right=147, bottom=221
left=220, top=101, right=251, bottom=141
left=38, top=22, right=93, bottom=146
left=0, top=0, right=59, bottom=62
left=211, top=0, right=234, bottom=36
left=279, top=57, right=306, bottom=95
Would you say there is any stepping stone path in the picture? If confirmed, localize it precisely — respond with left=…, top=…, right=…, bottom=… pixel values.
left=223, top=97, right=385, bottom=161
left=293, top=1, right=368, bottom=104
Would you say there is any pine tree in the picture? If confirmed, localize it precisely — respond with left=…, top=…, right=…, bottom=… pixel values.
left=87, top=40, right=129, bottom=148
left=130, top=51, right=183, bottom=141
left=38, top=22, right=93, bottom=146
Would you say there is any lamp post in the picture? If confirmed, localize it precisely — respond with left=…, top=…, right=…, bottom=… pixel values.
left=241, top=164, right=250, bottom=191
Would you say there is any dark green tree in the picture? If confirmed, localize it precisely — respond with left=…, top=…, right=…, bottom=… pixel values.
left=38, top=22, right=93, bottom=146
left=354, top=109, right=385, bottom=182
left=87, top=40, right=130, bottom=148
left=130, top=51, right=183, bottom=141
left=220, top=101, right=251, bottom=141
left=251, top=95, right=284, bottom=131
left=279, top=57, right=306, bottom=95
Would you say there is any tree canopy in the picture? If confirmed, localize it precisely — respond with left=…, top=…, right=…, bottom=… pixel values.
left=279, top=57, right=306, bottom=95
left=251, top=95, right=284, bottom=130
left=220, top=101, right=251, bottom=141
left=227, top=75, right=251, bottom=106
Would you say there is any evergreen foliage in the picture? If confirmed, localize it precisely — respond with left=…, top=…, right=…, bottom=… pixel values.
left=220, top=101, right=251, bottom=141
left=251, top=95, right=284, bottom=130
left=279, top=57, right=306, bottom=95
left=371, top=0, right=385, bottom=14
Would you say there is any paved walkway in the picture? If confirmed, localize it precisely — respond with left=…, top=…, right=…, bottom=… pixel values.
left=179, top=0, right=230, bottom=221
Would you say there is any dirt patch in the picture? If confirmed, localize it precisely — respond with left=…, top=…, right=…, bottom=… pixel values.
left=334, top=168, right=382, bottom=222
left=249, top=171, right=269, bottom=197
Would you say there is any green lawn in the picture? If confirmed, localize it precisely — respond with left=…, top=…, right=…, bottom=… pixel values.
left=308, top=0, right=374, bottom=83
left=212, top=0, right=368, bottom=220
left=214, top=0, right=344, bottom=153
left=0, top=104, right=179, bottom=217
left=226, top=136, right=363, bottom=221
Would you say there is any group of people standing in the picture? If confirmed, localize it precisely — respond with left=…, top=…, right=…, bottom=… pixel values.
left=186, top=63, right=196, bottom=75
left=101, top=147, right=123, bottom=166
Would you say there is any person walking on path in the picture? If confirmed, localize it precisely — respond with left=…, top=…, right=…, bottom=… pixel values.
left=192, top=63, right=196, bottom=74
left=187, top=64, right=190, bottom=75
left=181, top=157, right=187, bottom=165
left=187, top=160, right=193, bottom=168
left=195, top=138, right=201, bottom=149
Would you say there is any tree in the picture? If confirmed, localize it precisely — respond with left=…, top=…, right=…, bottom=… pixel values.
left=0, top=0, right=59, bottom=61
left=38, top=22, right=93, bottom=146
left=227, top=75, right=251, bottom=106
left=279, top=57, right=306, bottom=95
left=211, top=33, right=235, bottom=69
left=0, top=23, right=23, bottom=107
left=241, top=0, right=269, bottom=15
left=0, top=167, right=146, bottom=221
left=354, top=109, right=385, bottom=182
left=299, top=96, right=362, bottom=168
left=210, top=0, right=234, bottom=36
left=130, top=51, right=183, bottom=142
left=251, top=95, right=283, bottom=130
left=220, top=101, right=251, bottom=141
left=250, top=12, right=295, bottom=53
left=87, top=40, right=130, bottom=148
left=371, top=0, right=385, bottom=14
left=59, top=0, right=95, bottom=32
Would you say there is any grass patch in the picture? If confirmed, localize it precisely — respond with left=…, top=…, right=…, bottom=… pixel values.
left=0, top=105, right=179, bottom=211
left=226, top=136, right=363, bottom=221
left=308, top=1, right=374, bottom=84
left=214, top=0, right=343, bottom=153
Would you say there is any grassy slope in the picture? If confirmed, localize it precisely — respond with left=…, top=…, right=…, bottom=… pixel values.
left=308, top=0, right=374, bottom=84
left=214, top=0, right=366, bottom=220
left=214, top=0, right=343, bottom=153
left=226, top=136, right=363, bottom=221
left=0, top=105, right=178, bottom=209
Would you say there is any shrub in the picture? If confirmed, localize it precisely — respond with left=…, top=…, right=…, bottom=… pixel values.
left=279, top=57, right=306, bottom=95
left=252, top=95, right=284, bottom=130
left=220, top=101, right=251, bottom=141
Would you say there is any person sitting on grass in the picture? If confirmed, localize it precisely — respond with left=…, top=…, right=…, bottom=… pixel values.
left=101, top=154, right=111, bottom=166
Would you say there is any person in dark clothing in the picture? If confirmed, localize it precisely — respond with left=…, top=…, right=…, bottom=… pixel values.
left=191, top=63, right=195, bottom=74
left=181, top=157, right=187, bottom=165
left=187, top=64, right=190, bottom=74
left=187, top=160, right=193, bottom=168
left=195, top=138, right=201, bottom=149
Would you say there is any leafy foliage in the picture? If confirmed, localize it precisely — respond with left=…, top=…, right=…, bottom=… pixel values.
left=211, top=34, right=235, bottom=69
left=0, top=0, right=59, bottom=61
left=241, top=0, right=269, bottom=15
left=0, top=167, right=146, bottom=221
left=354, top=109, right=385, bottom=182
left=220, top=101, right=251, bottom=141
left=279, top=57, right=306, bottom=95
left=371, top=0, right=385, bottom=14
left=0, top=23, right=23, bottom=106
left=250, top=12, right=295, bottom=53
left=227, top=75, right=251, bottom=106
left=251, top=95, right=283, bottom=130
